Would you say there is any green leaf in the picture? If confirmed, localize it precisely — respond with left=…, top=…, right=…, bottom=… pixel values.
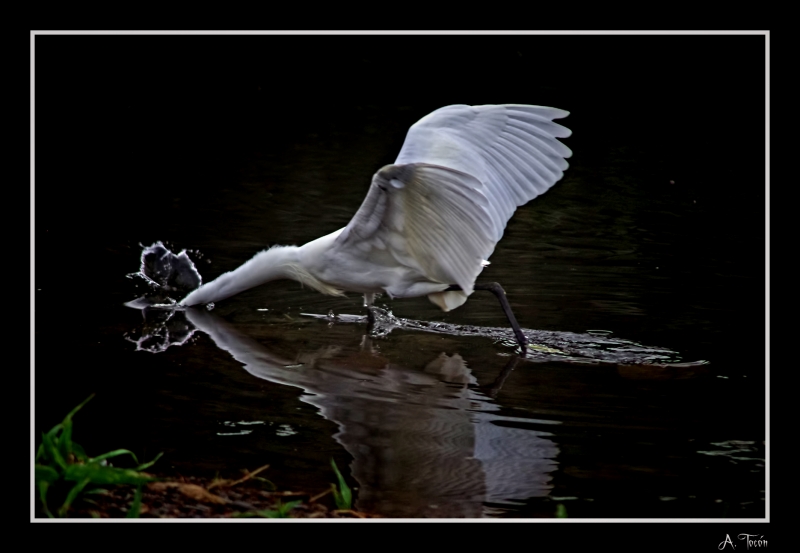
left=89, top=449, right=140, bottom=465
left=41, top=431, right=67, bottom=470
left=126, top=485, right=144, bottom=518
left=63, top=394, right=95, bottom=423
left=37, top=423, right=64, bottom=464
left=35, top=464, right=60, bottom=485
left=264, top=500, right=302, bottom=518
left=58, top=420, right=74, bottom=462
left=252, top=476, right=276, bottom=491
left=45, top=422, right=64, bottom=441
left=330, top=459, right=352, bottom=510
left=37, top=479, right=54, bottom=518
left=53, top=395, right=94, bottom=462
left=63, top=464, right=155, bottom=486
left=234, top=500, right=302, bottom=518
left=135, top=452, right=164, bottom=471
left=555, top=503, right=568, bottom=518
left=59, top=477, right=92, bottom=517
left=277, top=500, right=302, bottom=516
left=71, top=442, right=89, bottom=463
left=34, top=394, right=160, bottom=519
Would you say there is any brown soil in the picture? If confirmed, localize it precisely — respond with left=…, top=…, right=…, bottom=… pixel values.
left=41, top=465, right=379, bottom=519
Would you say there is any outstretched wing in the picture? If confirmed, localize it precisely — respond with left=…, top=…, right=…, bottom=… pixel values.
left=334, top=104, right=572, bottom=295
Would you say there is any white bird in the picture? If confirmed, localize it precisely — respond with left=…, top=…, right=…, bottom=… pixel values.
left=180, top=104, right=572, bottom=350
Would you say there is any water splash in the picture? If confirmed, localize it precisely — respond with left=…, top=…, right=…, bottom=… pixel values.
left=125, top=241, right=203, bottom=309
left=123, top=307, right=198, bottom=353
left=303, top=308, right=706, bottom=367
left=698, top=440, right=764, bottom=463
left=216, top=420, right=266, bottom=437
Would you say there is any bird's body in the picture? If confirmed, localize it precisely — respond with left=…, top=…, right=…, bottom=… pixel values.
left=181, top=104, right=572, bottom=343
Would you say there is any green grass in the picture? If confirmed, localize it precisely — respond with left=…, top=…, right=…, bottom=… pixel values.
left=231, top=460, right=352, bottom=519
left=35, top=394, right=163, bottom=518
left=232, top=500, right=303, bottom=518
left=330, top=459, right=352, bottom=510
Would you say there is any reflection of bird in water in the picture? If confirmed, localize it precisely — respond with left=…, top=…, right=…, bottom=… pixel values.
left=180, top=104, right=572, bottom=349
left=183, top=308, right=560, bottom=518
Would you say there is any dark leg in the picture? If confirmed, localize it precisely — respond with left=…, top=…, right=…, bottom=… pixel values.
left=365, top=292, right=376, bottom=327
left=447, top=282, right=528, bottom=352
left=481, top=355, right=521, bottom=398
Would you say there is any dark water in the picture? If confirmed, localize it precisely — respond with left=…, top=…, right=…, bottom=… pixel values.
left=34, top=35, right=766, bottom=519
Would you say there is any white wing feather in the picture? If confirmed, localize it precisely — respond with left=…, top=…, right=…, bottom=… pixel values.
left=333, top=104, right=571, bottom=296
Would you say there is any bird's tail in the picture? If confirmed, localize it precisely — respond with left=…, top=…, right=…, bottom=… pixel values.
left=427, top=290, right=470, bottom=312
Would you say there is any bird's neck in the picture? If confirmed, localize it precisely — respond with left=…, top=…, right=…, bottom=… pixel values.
left=181, top=245, right=302, bottom=306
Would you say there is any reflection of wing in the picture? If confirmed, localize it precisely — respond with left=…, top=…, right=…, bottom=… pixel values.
left=471, top=411, right=559, bottom=506
left=333, top=105, right=572, bottom=294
